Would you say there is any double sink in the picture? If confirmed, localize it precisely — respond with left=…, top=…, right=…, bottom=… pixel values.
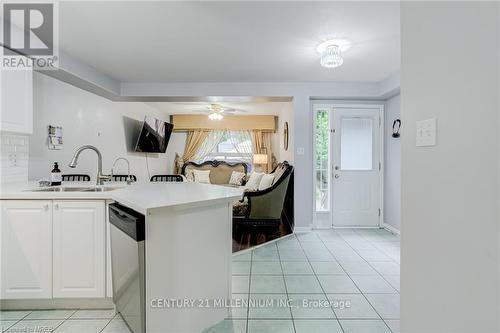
left=28, top=186, right=120, bottom=192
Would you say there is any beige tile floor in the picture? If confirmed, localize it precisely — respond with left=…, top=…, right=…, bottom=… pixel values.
left=207, top=228, right=400, bottom=333
left=1, top=228, right=399, bottom=333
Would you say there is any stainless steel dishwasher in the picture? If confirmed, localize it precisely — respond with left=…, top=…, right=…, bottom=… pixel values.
left=109, top=203, right=145, bottom=333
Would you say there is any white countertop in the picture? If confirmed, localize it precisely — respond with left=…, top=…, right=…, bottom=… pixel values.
left=0, top=181, right=243, bottom=215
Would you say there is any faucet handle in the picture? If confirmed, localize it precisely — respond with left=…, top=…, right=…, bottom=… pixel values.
left=97, top=172, right=112, bottom=185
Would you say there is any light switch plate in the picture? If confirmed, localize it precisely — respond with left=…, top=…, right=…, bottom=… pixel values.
left=416, top=118, right=437, bottom=146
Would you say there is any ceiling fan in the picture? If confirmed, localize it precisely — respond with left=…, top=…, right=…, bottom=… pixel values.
left=192, top=103, right=247, bottom=120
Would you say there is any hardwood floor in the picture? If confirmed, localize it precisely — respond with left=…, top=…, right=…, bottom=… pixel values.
left=232, top=219, right=293, bottom=252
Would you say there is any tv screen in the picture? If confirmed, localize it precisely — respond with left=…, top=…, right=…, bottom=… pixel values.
left=134, top=116, right=173, bottom=153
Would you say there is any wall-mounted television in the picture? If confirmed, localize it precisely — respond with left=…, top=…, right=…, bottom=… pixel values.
left=134, top=116, right=173, bottom=153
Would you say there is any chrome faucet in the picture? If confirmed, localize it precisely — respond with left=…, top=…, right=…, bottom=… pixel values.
left=68, top=145, right=111, bottom=185
left=111, top=157, right=134, bottom=185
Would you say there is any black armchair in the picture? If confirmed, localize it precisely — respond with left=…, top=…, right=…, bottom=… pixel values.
left=233, top=162, right=293, bottom=232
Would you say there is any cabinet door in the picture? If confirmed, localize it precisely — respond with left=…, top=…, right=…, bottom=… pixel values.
left=1, top=200, right=52, bottom=299
left=0, top=53, right=33, bottom=134
left=53, top=201, right=105, bottom=298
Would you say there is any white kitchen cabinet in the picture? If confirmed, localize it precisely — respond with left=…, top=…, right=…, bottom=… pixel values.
left=53, top=200, right=106, bottom=298
left=0, top=200, right=52, bottom=299
left=0, top=53, right=33, bottom=134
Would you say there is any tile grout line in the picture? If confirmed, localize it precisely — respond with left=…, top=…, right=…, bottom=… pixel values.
left=354, top=231, right=400, bottom=293
left=344, top=229, right=400, bottom=294
left=332, top=229, right=398, bottom=332
left=245, top=250, right=253, bottom=333
left=52, top=309, right=78, bottom=333
left=349, top=229, right=399, bottom=333
left=315, top=230, right=386, bottom=332
left=98, top=317, right=118, bottom=333
left=5, top=310, right=32, bottom=331
left=296, top=233, right=344, bottom=333
left=334, top=229, right=399, bottom=292
left=275, top=235, right=297, bottom=333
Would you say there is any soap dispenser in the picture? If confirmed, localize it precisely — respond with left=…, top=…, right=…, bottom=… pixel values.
left=51, top=162, right=62, bottom=186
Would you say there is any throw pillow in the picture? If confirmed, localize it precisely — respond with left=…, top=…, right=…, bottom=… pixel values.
left=245, top=172, right=264, bottom=191
left=193, top=170, right=211, bottom=184
left=229, top=171, right=246, bottom=186
left=258, top=174, right=275, bottom=190
left=232, top=198, right=249, bottom=216
left=185, top=169, right=195, bottom=182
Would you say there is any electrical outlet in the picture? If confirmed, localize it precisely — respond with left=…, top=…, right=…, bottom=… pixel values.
left=297, top=147, right=305, bottom=155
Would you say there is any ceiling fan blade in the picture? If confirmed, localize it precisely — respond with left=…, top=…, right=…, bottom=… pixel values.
left=187, top=110, right=214, bottom=115
left=224, top=109, right=248, bottom=113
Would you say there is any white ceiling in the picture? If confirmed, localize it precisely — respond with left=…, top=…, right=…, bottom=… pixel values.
left=147, top=101, right=288, bottom=116
left=59, top=1, right=400, bottom=83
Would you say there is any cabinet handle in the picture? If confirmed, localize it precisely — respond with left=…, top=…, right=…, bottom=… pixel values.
left=44, top=204, right=49, bottom=211
left=54, top=203, right=59, bottom=210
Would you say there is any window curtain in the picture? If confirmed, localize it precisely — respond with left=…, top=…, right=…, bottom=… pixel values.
left=192, top=130, right=225, bottom=162
left=251, top=130, right=273, bottom=172
left=228, top=130, right=252, bottom=155
left=182, top=130, right=209, bottom=163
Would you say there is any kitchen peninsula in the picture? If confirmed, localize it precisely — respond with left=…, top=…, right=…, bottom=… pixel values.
left=0, top=182, right=243, bottom=333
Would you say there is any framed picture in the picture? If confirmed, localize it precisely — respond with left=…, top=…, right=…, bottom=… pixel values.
left=284, top=121, right=289, bottom=151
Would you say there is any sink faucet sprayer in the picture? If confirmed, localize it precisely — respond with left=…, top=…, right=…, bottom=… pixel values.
left=111, top=157, right=134, bottom=185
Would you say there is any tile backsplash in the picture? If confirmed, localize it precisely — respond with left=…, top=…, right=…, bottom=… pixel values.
left=1, top=132, right=29, bottom=183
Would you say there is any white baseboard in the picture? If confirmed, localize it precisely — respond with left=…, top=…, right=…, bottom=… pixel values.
left=1, top=298, right=114, bottom=310
left=384, top=223, right=400, bottom=235
left=294, top=225, right=313, bottom=233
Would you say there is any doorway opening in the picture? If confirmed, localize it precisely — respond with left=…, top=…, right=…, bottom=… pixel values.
left=312, top=102, right=384, bottom=229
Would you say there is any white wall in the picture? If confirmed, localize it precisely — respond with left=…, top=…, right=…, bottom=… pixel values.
left=167, top=132, right=187, bottom=169
left=401, top=2, right=500, bottom=332
left=29, top=73, right=173, bottom=182
left=384, top=94, right=400, bottom=231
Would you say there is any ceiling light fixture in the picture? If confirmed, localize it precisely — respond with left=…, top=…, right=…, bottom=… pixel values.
left=320, top=44, right=343, bottom=68
left=208, top=113, right=223, bottom=120
left=316, top=38, right=351, bottom=69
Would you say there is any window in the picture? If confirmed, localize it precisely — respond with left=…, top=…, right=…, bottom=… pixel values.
left=197, top=130, right=253, bottom=165
left=340, top=117, right=373, bottom=170
left=315, top=109, right=330, bottom=211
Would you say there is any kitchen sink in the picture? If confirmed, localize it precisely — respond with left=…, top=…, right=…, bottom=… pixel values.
left=27, top=186, right=120, bottom=192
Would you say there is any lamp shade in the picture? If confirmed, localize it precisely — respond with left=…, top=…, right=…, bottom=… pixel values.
left=253, top=154, right=268, bottom=165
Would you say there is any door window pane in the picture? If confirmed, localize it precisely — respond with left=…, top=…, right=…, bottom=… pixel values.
left=315, top=110, right=329, bottom=211
left=340, top=117, right=373, bottom=170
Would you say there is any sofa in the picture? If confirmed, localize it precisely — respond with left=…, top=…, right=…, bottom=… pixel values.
left=180, top=160, right=294, bottom=232
left=181, top=160, right=248, bottom=185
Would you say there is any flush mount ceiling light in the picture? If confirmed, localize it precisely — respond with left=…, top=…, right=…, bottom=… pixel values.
left=320, top=44, right=343, bottom=68
left=316, top=39, right=351, bottom=69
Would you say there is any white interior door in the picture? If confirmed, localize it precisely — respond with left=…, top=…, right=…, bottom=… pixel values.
left=332, top=108, right=381, bottom=227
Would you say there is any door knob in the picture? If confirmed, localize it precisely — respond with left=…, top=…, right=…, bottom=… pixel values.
left=334, top=174, right=340, bottom=179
